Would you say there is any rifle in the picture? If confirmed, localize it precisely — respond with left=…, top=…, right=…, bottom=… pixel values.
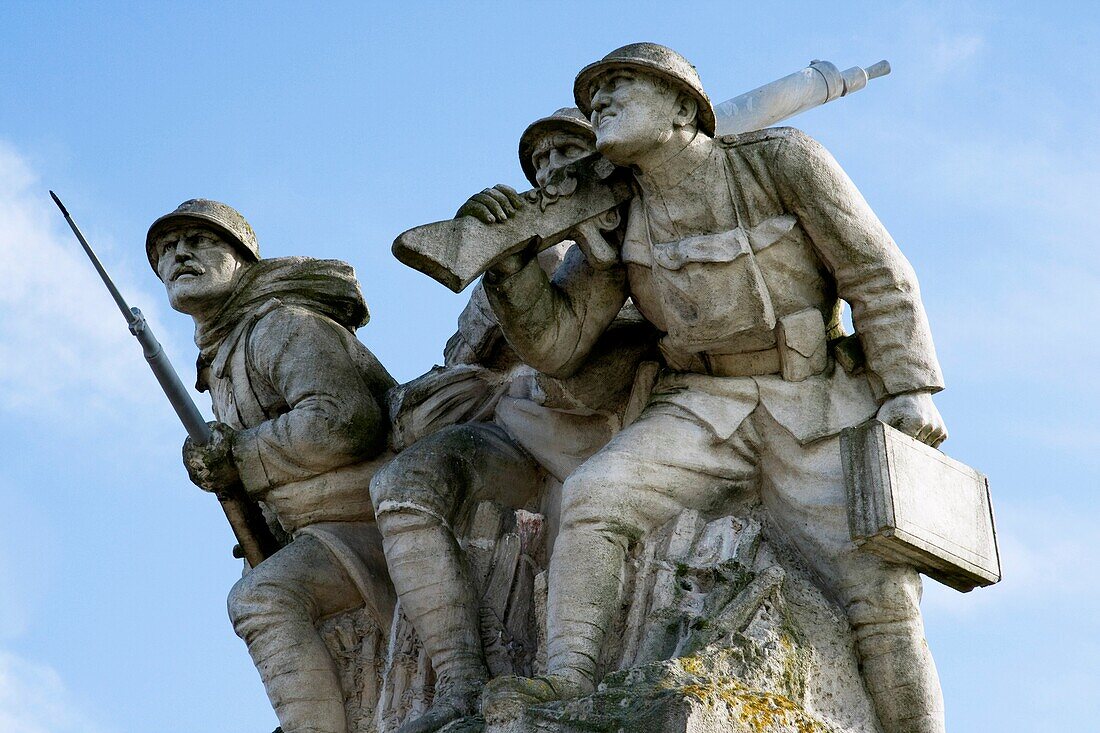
left=50, top=191, right=280, bottom=568
left=393, top=58, right=890, bottom=292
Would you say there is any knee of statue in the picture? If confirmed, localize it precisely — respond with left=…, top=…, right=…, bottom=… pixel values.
left=375, top=503, right=442, bottom=537
left=369, top=444, right=456, bottom=508
left=368, top=460, right=404, bottom=506
left=226, top=573, right=264, bottom=630
left=226, top=568, right=309, bottom=631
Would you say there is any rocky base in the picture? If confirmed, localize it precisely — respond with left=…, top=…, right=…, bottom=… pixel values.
left=319, top=503, right=884, bottom=733
left=485, top=653, right=848, bottom=733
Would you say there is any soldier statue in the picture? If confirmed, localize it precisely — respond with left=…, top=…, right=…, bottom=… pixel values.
left=148, top=199, right=396, bottom=733
left=370, top=108, right=654, bottom=733
left=471, top=44, right=949, bottom=733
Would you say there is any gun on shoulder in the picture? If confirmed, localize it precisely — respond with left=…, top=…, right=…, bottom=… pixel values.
left=394, top=58, right=890, bottom=292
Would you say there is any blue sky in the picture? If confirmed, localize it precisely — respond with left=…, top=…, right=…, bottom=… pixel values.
left=1, top=1, right=1098, bottom=731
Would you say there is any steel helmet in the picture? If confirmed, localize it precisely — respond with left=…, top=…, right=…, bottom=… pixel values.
left=146, top=199, right=259, bottom=273
left=573, top=42, right=716, bottom=137
left=518, top=107, right=596, bottom=186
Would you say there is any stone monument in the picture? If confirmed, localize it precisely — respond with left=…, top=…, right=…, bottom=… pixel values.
left=147, top=200, right=397, bottom=733
left=96, top=43, right=999, bottom=733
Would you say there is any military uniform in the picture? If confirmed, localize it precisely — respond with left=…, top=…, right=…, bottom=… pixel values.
left=370, top=241, right=654, bottom=728
left=485, top=128, right=946, bottom=732
left=200, top=257, right=396, bottom=733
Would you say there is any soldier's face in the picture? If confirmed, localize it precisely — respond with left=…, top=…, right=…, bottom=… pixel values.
left=588, top=70, right=681, bottom=165
left=529, top=132, right=594, bottom=187
left=154, top=227, right=247, bottom=317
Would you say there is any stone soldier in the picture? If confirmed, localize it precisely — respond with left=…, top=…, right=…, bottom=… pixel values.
left=478, top=44, right=949, bottom=733
left=370, top=109, right=654, bottom=733
left=148, top=199, right=396, bottom=733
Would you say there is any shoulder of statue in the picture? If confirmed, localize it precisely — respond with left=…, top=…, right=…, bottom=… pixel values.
left=245, top=299, right=345, bottom=359
left=253, top=298, right=347, bottom=331
left=715, top=126, right=814, bottom=153
left=247, top=298, right=296, bottom=337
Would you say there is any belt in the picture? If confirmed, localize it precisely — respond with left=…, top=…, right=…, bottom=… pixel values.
left=700, top=347, right=781, bottom=378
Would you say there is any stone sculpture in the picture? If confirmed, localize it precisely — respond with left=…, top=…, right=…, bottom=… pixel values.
left=126, top=44, right=1002, bottom=733
left=441, top=44, right=950, bottom=733
left=370, top=108, right=655, bottom=733
left=148, top=199, right=397, bottom=733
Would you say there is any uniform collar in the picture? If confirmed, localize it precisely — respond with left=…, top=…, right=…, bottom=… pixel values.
left=634, top=132, right=714, bottom=195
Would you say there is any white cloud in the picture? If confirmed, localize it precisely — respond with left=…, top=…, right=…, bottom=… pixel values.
left=0, top=651, right=110, bottom=733
left=0, top=141, right=193, bottom=421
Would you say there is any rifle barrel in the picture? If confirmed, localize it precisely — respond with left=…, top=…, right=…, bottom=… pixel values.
left=713, top=58, right=891, bottom=136
left=50, top=192, right=211, bottom=442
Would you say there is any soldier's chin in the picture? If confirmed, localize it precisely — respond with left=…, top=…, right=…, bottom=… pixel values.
left=166, top=278, right=216, bottom=314
left=595, top=134, right=635, bottom=166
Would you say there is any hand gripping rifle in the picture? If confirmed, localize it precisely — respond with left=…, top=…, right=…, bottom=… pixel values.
left=50, top=191, right=280, bottom=567
left=393, top=58, right=890, bottom=292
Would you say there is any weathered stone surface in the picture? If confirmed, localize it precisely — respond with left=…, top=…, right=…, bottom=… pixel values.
left=466, top=41, right=968, bottom=733
left=320, top=607, right=388, bottom=732
left=392, top=155, right=632, bottom=293
left=145, top=41, right=1001, bottom=733
left=150, top=199, right=398, bottom=733
left=843, top=420, right=1000, bottom=591
left=325, top=503, right=887, bottom=733
left=507, top=656, right=848, bottom=733
left=486, top=506, right=883, bottom=733
left=377, top=502, right=548, bottom=732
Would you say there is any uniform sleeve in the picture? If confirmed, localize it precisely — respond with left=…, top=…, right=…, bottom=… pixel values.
left=443, top=280, right=502, bottom=367
left=773, top=130, right=944, bottom=398
left=232, top=307, right=387, bottom=496
left=483, top=244, right=629, bottom=379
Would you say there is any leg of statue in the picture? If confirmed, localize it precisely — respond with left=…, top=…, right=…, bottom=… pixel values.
left=227, top=534, right=365, bottom=733
left=844, top=566, right=945, bottom=733
left=370, top=423, right=543, bottom=733
left=485, top=407, right=759, bottom=715
left=754, top=410, right=945, bottom=733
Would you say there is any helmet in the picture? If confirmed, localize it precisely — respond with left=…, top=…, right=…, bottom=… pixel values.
left=146, top=199, right=259, bottom=272
left=573, top=42, right=716, bottom=137
left=518, top=107, right=595, bottom=186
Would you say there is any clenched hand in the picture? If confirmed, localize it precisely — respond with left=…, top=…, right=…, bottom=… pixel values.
left=876, top=390, right=948, bottom=448
left=183, top=421, right=241, bottom=493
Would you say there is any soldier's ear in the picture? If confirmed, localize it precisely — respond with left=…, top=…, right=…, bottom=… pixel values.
left=673, top=92, right=698, bottom=131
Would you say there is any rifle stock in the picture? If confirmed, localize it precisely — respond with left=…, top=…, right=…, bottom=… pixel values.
left=393, top=154, right=633, bottom=292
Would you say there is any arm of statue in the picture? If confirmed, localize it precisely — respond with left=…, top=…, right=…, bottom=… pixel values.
left=459, top=184, right=630, bottom=378
left=443, top=280, right=502, bottom=366
left=774, top=129, right=947, bottom=445
left=483, top=239, right=629, bottom=379
left=231, top=306, right=387, bottom=495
